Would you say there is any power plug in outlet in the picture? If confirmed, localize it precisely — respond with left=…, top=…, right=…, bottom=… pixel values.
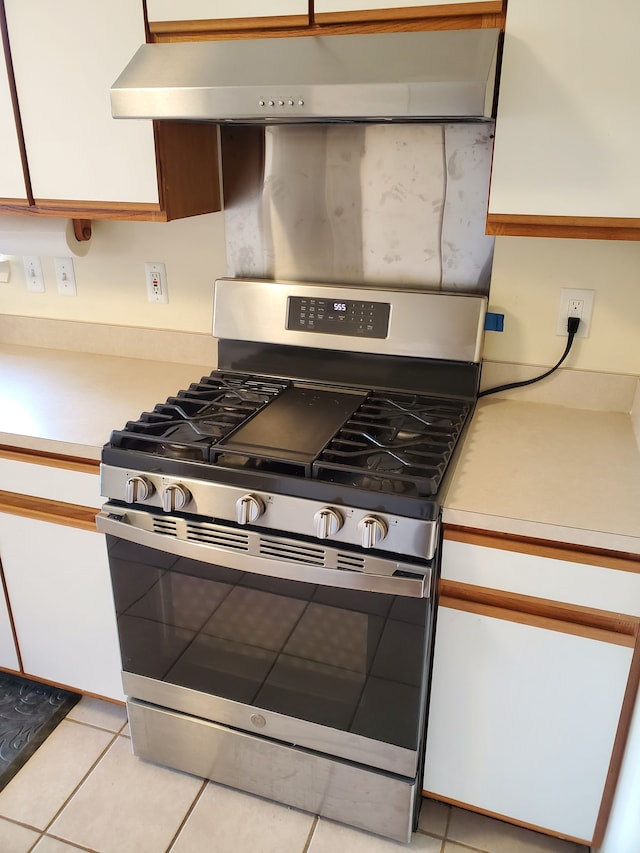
left=145, top=262, right=168, bottom=304
left=557, top=288, right=595, bottom=338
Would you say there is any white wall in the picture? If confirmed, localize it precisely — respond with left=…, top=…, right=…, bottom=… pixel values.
left=486, top=237, right=640, bottom=375
left=0, top=214, right=639, bottom=378
left=0, top=213, right=227, bottom=333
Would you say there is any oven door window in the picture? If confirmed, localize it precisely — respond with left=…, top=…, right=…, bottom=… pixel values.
left=107, top=535, right=431, bottom=752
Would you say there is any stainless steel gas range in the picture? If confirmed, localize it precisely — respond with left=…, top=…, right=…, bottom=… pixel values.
left=97, top=278, right=486, bottom=843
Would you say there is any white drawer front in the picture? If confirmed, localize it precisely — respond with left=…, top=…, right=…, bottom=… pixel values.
left=0, top=459, right=101, bottom=509
left=442, top=538, right=640, bottom=616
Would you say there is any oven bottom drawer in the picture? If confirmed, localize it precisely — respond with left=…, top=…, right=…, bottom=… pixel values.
left=127, top=698, right=418, bottom=843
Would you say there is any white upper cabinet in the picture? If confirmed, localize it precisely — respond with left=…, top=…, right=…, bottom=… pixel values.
left=4, top=0, right=159, bottom=205
left=488, top=0, right=640, bottom=229
left=147, top=0, right=308, bottom=23
left=0, top=30, right=27, bottom=202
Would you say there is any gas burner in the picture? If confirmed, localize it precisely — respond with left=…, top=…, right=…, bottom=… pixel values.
left=313, top=392, right=470, bottom=497
left=109, top=372, right=290, bottom=460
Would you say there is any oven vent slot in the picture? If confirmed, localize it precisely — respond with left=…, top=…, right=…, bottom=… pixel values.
left=336, top=553, right=366, bottom=572
left=152, top=518, right=178, bottom=537
left=185, top=523, right=250, bottom=551
left=259, top=538, right=326, bottom=566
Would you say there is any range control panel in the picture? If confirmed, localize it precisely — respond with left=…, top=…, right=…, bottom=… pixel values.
left=286, top=296, right=390, bottom=338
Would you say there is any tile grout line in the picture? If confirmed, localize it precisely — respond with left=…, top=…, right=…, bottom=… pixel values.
left=38, top=832, right=101, bottom=853
left=40, top=727, right=124, bottom=836
left=0, top=719, right=124, bottom=844
left=301, top=815, right=320, bottom=852
left=164, top=777, right=209, bottom=853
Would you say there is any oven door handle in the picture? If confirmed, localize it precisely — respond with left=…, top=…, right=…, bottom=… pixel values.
left=96, top=510, right=429, bottom=599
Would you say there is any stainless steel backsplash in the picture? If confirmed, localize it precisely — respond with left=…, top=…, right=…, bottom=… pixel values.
left=221, top=123, right=494, bottom=294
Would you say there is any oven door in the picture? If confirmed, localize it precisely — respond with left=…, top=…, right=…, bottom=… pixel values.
left=97, top=504, right=436, bottom=779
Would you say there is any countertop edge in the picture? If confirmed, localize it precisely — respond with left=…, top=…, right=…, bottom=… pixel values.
left=442, top=508, right=640, bottom=558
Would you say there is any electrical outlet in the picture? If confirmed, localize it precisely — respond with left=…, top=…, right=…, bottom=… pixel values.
left=557, top=288, right=595, bottom=338
left=145, top=262, right=168, bottom=304
left=54, top=257, right=77, bottom=296
left=23, top=256, right=45, bottom=293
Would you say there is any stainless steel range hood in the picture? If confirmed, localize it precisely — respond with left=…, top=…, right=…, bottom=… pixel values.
left=110, top=29, right=501, bottom=124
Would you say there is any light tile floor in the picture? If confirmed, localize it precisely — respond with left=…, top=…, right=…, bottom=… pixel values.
left=0, top=697, right=592, bottom=853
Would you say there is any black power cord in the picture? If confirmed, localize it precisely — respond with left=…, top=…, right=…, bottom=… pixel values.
left=479, top=316, right=581, bottom=399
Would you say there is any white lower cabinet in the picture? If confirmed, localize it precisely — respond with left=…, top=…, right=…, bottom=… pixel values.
left=424, top=603, right=634, bottom=842
left=0, top=513, right=123, bottom=701
left=0, top=578, right=19, bottom=671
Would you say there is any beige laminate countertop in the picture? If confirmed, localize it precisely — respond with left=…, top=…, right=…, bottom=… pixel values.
left=1, top=340, right=638, bottom=556
left=0, top=343, right=213, bottom=461
left=443, top=397, right=640, bottom=556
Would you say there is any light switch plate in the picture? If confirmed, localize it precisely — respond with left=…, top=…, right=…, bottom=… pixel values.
left=54, top=257, right=77, bottom=296
left=23, top=256, right=45, bottom=293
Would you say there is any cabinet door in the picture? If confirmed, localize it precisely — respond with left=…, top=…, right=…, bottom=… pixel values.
left=147, top=0, right=308, bottom=22
left=487, top=0, right=640, bottom=238
left=424, top=603, right=635, bottom=843
left=0, top=571, right=19, bottom=671
left=0, top=21, right=27, bottom=202
left=4, top=0, right=158, bottom=206
left=0, top=513, right=124, bottom=701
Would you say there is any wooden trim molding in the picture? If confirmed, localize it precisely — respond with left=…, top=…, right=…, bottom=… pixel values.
left=444, top=525, right=640, bottom=573
left=486, top=213, right=640, bottom=242
left=420, top=793, right=591, bottom=847
left=439, top=579, right=640, bottom=645
left=0, top=0, right=33, bottom=204
left=0, top=557, right=23, bottom=672
left=0, top=199, right=166, bottom=221
left=593, top=633, right=640, bottom=847
left=0, top=446, right=99, bottom=474
left=149, top=15, right=309, bottom=41
left=315, top=2, right=505, bottom=28
left=0, top=490, right=98, bottom=532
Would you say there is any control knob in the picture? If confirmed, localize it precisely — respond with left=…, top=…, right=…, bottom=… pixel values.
left=124, top=476, right=153, bottom=504
left=236, top=494, right=265, bottom=525
left=358, top=515, right=388, bottom=549
left=161, top=483, right=191, bottom=512
left=314, top=507, right=343, bottom=539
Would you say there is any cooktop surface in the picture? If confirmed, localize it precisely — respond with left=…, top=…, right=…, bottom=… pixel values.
left=106, top=370, right=471, bottom=500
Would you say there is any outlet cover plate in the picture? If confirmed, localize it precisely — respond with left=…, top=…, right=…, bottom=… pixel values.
left=557, top=288, right=595, bottom=338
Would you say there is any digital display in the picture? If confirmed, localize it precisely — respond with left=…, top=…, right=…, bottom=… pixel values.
left=286, top=296, right=390, bottom=339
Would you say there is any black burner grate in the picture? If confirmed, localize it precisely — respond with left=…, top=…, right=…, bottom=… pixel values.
left=109, top=373, right=291, bottom=462
left=313, top=393, right=470, bottom=496
left=108, top=373, right=471, bottom=499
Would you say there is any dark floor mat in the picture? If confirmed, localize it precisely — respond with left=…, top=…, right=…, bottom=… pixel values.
left=0, top=672, right=80, bottom=790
